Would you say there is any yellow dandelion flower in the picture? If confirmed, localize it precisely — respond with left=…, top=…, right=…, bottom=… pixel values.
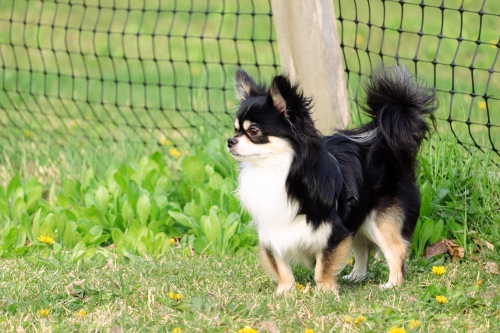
left=346, top=256, right=354, bottom=265
left=172, top=328, right=182, bottom=333
left=237, top=327, right=258, bottom=333
left=37, top=236, right=55, bottom=245
left=168, top=292, right=183, bottom=301
left=408, top=319, right=421, bottom=330
left=431, top=266, right=446, bottom=276
left=345, top=316, right=353, bottom=324
left=169, top=237, right=176, bottom=246
left=38, top=308, right=50, bottom=317
left=478, top=101, right=487, bottom=110
left=388, top=327, right=405, bottom=333
left=476, top=279, right=483, bottom=286
left=436, top=295, right=448, bottom=304
left=24, top=130, right=31, bottom=138
left=169, top=148, right=182, bottom=158
left=356, top=34, right=364, bottom=44
left=75, top=309, right=86, bottom=318
left=354, top=315, right=367, bottom=326
left=305, top=329, right=314, bottom=333
left=295, top=282, right=306, bottom=292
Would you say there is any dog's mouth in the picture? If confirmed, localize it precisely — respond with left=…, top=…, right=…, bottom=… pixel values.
left=228, top=150, right=260, bottom=159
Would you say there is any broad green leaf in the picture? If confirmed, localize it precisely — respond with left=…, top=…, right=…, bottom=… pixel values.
left=82, top=167, right=95, bottom=189
left=112, top=228, right=124, bottom=245
left=136, top=194, right=151, bottom=225
left=53, top=242, right=62, bottom=254
left=418, top=219, right=436, bottom=256
left=419, top=193, right=432, bottom=218
left=95, top=186, right=109, bottom=211
left=25, top=181, right=43, bottom=213
left=71, top=241, right=86, bottom=262
left=122, top=199, right=134, bottom=222
left=126, top=181, right=140, bottom=209
left=7, top=174, right=21, bottom=199
left=114, top=172, right=128, bottom=192
left=430, top=220, right=444, bottom=244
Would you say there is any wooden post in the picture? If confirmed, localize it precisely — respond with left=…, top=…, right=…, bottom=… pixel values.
left=270, top=0, right=350, bottom=133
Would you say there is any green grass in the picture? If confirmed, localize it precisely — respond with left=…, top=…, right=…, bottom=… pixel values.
left=0, top=242, right=499, bottom=332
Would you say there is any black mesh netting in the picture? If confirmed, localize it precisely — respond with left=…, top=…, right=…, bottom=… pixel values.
left=0, top=0, right=279, bottom=148
left=0, top=0, right=498, bottom=158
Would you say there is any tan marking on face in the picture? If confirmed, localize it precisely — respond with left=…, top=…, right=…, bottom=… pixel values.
left=234, top=119, right=240, bottom=130
left=243, top=120, right=252, bottom=131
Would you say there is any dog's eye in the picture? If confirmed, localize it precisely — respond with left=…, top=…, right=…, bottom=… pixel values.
left=247, top=127, right=259, bottom=136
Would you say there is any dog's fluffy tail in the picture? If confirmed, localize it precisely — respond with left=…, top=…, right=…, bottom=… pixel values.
left=359, top=64, right=437, bottom=168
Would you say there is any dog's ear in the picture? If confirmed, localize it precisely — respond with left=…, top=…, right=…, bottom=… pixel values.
left=268, top=75, right=293, bottom=116
left=234, top=69, right=261, bottom=102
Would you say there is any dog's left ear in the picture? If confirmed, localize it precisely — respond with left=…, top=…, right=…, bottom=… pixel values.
left=234, top=69, right=261, bottom=102
left=268, top=75, right=292, bottom=117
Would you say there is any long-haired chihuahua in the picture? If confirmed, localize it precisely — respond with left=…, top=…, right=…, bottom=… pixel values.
left=228, top=65, right=436, bottom=295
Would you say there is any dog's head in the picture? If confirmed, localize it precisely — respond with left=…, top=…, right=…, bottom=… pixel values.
left=227, top=69, right=316, bottom=162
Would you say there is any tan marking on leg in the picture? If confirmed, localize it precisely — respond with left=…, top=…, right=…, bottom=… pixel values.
left=259, top=246, right=294, bottom=295
left=315, top=236, right=352, bottom=293
left=372, top=206, right=408, bottom=289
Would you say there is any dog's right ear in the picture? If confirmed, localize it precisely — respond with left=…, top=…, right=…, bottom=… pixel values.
left=234, top=69, right=260, bottom=102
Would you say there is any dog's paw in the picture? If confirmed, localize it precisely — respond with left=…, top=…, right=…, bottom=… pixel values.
left=378, top=282, right=396, bottom=290
left=342, top=272, right=367, bottom=283
left=315, top=281, right=339, bottom=294
left=276, top=282, right=294, bottom=296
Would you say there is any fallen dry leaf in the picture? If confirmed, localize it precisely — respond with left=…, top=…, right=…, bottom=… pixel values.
left=109, top=327, right=125, bottom=333
left=473, top=237, right=495, bottom=252
left=66, top=279, right=85, bottom=297
left=423, top=239, right=464, bottom=260
left=482, top=262, right=499, bottom=275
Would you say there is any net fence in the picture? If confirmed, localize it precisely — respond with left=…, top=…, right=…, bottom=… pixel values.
left=0, top=0, right=498, bottom=158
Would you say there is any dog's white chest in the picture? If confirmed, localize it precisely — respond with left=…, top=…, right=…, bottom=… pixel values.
left=237, top=160, right=331, bottom=264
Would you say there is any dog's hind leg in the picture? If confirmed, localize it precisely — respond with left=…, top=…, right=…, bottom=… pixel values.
left=315, top=236, right=352, bottom=293
left=343, top=231, right=371, bottom=282
left=363, top=208, right=409, bottom=289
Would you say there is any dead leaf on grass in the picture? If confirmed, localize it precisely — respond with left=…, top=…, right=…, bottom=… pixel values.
left=473, top=238, right=495, bottom=252
left=109, top=327, right=125, bottom=333
left=256, top=321, right=279, bottom=333
left=66, top=279, right=85, bottom=297
left=482, top=262, right=499, bottom=275
left=423, top=239, right=464, bottom=260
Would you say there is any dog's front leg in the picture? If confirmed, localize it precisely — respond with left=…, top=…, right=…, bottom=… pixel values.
left=259, top=246, right=294, bottom=295
left=314, top=236, right=352, bottom=293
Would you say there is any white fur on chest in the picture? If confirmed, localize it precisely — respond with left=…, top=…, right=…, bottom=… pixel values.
left=237, top=151, right=331, bottom=266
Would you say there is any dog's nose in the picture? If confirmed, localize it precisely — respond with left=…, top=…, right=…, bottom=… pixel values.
left=227, top=137, right=238, bottom=148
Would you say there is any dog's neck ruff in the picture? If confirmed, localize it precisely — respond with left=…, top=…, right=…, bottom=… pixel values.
left=237, top=149, right=298, bottom=229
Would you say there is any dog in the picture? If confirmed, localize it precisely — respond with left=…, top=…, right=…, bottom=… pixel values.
left=227, top=65, right=437, bottom=295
